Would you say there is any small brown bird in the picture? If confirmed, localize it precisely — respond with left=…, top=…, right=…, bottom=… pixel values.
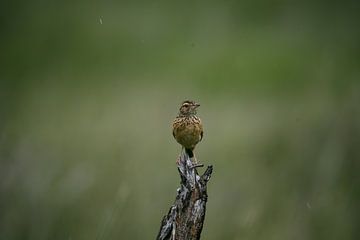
left=172, top=100, right=203, bottom=160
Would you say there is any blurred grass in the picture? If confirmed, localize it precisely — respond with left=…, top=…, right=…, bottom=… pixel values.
left=1, top=0, right=360, bottom=239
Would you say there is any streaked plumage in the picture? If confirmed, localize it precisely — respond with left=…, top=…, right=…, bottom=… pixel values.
left=172, top=100, right=203, bottom=159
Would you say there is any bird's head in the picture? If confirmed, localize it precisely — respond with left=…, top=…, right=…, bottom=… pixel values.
left=179, top=100, right=200, bottom=116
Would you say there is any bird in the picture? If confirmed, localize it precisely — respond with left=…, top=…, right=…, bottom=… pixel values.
left=172, top=100, right=203, bottom=162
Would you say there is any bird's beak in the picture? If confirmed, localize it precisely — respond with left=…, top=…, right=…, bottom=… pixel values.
left=194, top=103, right=200, bottom=108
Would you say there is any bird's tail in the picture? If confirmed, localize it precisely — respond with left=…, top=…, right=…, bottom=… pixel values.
left=185, top=148, right=194, bottom=158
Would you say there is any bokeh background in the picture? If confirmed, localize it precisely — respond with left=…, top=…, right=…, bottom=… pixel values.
left=1, top=0, right=360, bottom=239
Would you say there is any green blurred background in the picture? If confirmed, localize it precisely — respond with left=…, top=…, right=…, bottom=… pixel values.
left=1, top=0, right=359, bottom=239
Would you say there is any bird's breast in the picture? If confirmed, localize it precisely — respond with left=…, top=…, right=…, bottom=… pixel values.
left=173, top=116, right=203, bottom=148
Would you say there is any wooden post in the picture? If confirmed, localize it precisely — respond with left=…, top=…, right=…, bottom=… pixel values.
left=156, top=152, right=213, bottom=240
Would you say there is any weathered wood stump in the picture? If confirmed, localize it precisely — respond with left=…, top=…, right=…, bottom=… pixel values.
left=156, top=152, right=213, bottom=240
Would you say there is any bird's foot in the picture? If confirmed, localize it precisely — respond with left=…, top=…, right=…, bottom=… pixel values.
left=176, top=154, right=182, bottom=165
left=190, top=156, right=203, bottom=168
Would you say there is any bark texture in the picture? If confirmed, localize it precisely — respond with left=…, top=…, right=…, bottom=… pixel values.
left=156, top=152, right=213, bottom=240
